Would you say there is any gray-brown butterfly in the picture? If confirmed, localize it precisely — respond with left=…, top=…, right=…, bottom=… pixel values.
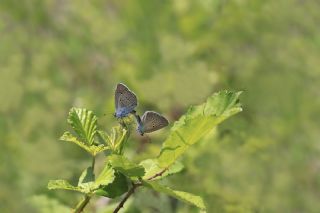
left=135, top=111, right=169, bottom=136
left=114, top=83, right=138, bottom=118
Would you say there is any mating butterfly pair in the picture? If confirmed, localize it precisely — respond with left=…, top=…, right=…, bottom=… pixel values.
left=114, top=83, right=169, bottom=136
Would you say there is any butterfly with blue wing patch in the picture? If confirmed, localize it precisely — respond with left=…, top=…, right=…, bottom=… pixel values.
left=114, top=83, right=138, bottom=118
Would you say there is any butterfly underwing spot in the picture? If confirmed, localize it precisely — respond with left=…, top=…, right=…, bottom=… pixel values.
left=136, top=111, right=169, bottom=136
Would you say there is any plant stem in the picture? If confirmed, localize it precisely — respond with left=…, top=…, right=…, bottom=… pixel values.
left=74, top=195, right=91, bottom=213
left=113, top=183, right=141, bottom=213
left=73, top=156, right=96, bottom=213
left=91, top=156, right=95, bottom=171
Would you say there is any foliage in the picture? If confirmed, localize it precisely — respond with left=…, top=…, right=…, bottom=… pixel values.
left=142, top=181, right=206, bottom=210
left=60, top=108, right=108, bottom=156
left=47, top=91, right=242, bottom=212
left=1, top=0, right=319, bottom=212
left=158, top=91, right=242, bottom=168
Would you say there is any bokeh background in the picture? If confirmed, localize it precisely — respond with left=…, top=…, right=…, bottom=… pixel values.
left=1, top=0, right=320, bottom=212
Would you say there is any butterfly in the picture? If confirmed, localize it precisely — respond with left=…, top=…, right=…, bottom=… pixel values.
left=135, top=111, right=169, bottom=136
left=114, top=83, right=138, bottom=119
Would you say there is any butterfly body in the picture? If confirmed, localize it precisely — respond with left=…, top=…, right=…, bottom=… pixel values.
left=136, top=111, right=169, bottom=136
left=114, top=83, right=137, bottom=119
left=115, top=107, right=136, bottom=118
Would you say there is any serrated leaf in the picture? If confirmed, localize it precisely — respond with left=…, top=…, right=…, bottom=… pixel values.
left=90, top=144, right=109, bottom=156
left=94, top=164, right=115, bottom=189
left=140, top=159, right=184, bottom=180
left=142, top=180, right=206, bottom=210
left=60, top=131, right=92, bottom=152
left=158, top=91, right=242, bottom=168
left=95, top=172, right=128, bottom=198
left=108, top=154, right=145, bottom=178
left=68, top=107, right=97, bottom=146
left=48, top=180, right=83, bottom=192
left=60, top=131, right=108, bottom=156
left=98, top=126, right=128, bottom=154
left=98, top=130, right=112, bottom=147
left=78, top=167, right=95, bottom=192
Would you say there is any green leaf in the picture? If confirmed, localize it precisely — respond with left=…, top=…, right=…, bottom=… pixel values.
left=158, top=91, right=242, bottom=168
left=78, top=167, right=95, bottom=193
left=68, top=107, right=97, bottom=146
left=48, top=165, right=115, bottom=194
left=60, top=131, right=92, bottom=152
left=142, top=180, right=206, bottom=210
left=98, top=130, right=112, bottom=148
left=60, top=131, right=108, bottom=156
left=95, top=172, right=128, bottom=198
left=108, top=154, right=145, bottom=178
left=140, top=159, right=184, bottom=180
left=48, top=180, right=83, bottom=193
left=94, top=164, right=115, bottom=189
left=90, top=144, right=109, bottom=156
left=98, top=126, right=129, bottom=154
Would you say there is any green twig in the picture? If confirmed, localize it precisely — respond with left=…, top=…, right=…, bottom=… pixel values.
left=74, top=194, right=91, bottom=213
left=91, top=156, right=95, bottom=171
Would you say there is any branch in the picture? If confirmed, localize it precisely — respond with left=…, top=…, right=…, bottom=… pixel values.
left=113, top=182, right=142, bottom=213
left=113, top=168, right=167, bottom=213
left=147, top=168, right=167, bottom=181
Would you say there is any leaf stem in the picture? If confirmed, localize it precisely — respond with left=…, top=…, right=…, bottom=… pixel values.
left=113, top=182, right=142, bottom=213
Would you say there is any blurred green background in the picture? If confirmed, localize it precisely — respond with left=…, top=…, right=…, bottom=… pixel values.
left=1, top=0, right=320, bottom=212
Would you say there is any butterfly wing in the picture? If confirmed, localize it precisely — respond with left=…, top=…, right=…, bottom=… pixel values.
left=115, top=83, right=137, bottom=114
left=140, top=111, right=169, bottom=133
